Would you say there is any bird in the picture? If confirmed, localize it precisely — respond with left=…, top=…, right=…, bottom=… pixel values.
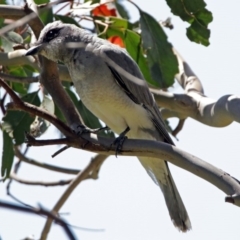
left=26, top=21, right=191, bottom=231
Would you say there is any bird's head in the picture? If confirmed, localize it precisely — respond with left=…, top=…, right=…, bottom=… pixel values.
left=25, top=21, right=85, bottom=62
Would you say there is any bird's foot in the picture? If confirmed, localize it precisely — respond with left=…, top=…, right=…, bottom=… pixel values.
left=70, top=123, right=91, bottom=135
left=111, top=126, right=130, bottom=157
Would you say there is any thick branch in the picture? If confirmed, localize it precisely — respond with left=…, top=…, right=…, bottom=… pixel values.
left=151, top=48, right=240, bottom=127
left=25, top=129, right=240, bottom=208
left=174, top=48, right=204, bottom=94
left=3, top=80, right=240, bottom=207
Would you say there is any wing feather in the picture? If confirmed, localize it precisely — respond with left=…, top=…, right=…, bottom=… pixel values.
left=98, top=45, right=174, bottom=145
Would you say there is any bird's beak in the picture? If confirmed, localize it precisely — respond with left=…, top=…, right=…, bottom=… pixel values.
left=25, top=44, right=42, bottom=56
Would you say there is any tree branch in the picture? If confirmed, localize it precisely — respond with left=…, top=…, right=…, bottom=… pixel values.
left=14, top=146, right=81, bottom=175
left=40, top=154, right=108, bottom=240
left=147, top=41, right=240, bottom=128
left=10, top=173, right=74, bottom=186
left=23, top=122, right=240, bottom=208
left=2, top=79, right=239, bottom=208
left=0, top=73, right=38, bottom=83
left=0, top=201, right=77, bottom=240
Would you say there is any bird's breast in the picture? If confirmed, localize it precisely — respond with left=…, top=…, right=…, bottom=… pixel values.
left=66, top=57, right=155, bottom=136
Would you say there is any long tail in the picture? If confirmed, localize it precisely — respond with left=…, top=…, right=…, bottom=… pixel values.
left=139, top=156, right=191, bottom=232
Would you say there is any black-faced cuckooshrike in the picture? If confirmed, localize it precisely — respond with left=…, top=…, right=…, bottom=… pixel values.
left=26, top=21, right=191, bottom=232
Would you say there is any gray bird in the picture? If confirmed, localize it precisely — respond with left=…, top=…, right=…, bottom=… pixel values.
left=26, top=21, right=191, bottom=231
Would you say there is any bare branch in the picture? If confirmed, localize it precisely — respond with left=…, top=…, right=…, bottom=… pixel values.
left=22, top=124, right=240, bottom=209
left=40, top=154, right=108, bottom=240
left=14, top=147, right=81, bottom=175
left=10, top=173, right=73, bottom=186
left=150, top=48, right=240, bottom=128
left=174, top=48, right=204, bottom=94
left=0, top=52, right=40, bottom=70
left=0, top=73, right=38, bottom=83
left=2, top=86, right=239, bottom=207
left=0, top=201, right=77, bottom=240
left=172, top=119, right=186, bottom=138
left=0, top=78, right=24, bottom=103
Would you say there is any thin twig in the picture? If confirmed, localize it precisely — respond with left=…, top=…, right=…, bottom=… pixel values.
left=172, top=119, right=186, bottom=138
left=0, top=0, right=70, bottom=36
left=14, top=146, right=81, bottom=175
left=5, top=100, right=73, bottom=138
left=52, top=145, right=70, bottom=158
left=10, top=173, right=73, bottom=186
left=0, top=73, right=38, bottom=83
left=40, top=154, right=108, bottom=240
left=0, top=78, right=24, bottom=103
left=0, top=201, right=77, bottom=240
left=0, top=91, right=7, bottom=115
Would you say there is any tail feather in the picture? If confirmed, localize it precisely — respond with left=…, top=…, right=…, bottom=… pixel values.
left=139, top=157, right=191, bottom=232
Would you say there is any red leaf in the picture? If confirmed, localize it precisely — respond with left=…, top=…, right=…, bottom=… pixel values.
left=92, top=4, right=117, bottom=17
left=108, top=36, right=125, bottom=48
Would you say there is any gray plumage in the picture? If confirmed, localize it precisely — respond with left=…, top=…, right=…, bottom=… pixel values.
left=26, top=21, right=191, bottom=231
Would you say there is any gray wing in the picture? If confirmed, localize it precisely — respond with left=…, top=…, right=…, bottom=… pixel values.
left=99, top=45, right=174, bottom=145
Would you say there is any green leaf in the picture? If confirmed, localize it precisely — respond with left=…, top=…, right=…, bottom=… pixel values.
left=7, top=66, right=28, bottom=94
left=187, top=20, right=210, bottom=46
left=4, top=31, right=23, bottom=44
left=65, top=88, right=101, bottom=129
left=165, top=0, right=192, bottom=21
left=54, top=15, right=81, bottom=27
left=77, top=100, right=103, bottom=129
left=139, top=10, right=178, bottom=88
left=116, top=1, right=130, bottom=20
left=77, top=100, right=115, bottom=138
left=54, top=104, right=65, bottom=123
left=1, top=131, right=14, bottom=178
left=123, top=30, right=154, bottom=86
left=95, top=16, right=132, bottom=35
left=11, top=82, right=28, bottom=95
left=2, top=91, right=41, bottom=145
left=1, top=37, right=14, bottom=52
left=1, top=31, right=23, bottom=52
left=165, top=0, right=212, bottom=45
left=23, top=64, right=39, bottom=74
left=84, top=0, right=100, bottom=3
left=195, top=8, right=213, bottom=27
left=109, top=17, right=131, bottom=29
left=34, top=0, right=53, bottom=24
left=65, top=88, right=114, bottom=137
left=182, top=0, right=206, bottom=13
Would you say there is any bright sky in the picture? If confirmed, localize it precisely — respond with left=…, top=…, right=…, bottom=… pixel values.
left=1, top=0, right=240, bottom=240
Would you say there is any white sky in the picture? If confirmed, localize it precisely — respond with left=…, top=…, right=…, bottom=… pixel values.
left=1, top=0, right=240, bottom=240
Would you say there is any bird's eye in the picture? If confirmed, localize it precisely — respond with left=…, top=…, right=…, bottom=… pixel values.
left=44, top=28, right=62, bottom=42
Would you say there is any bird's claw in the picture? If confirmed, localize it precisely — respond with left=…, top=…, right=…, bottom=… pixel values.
left=111, top=126, right=130, bottom=157
left=112, top=135, right=128, bottom=157
left=70, top=123, right=89, bottom=135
